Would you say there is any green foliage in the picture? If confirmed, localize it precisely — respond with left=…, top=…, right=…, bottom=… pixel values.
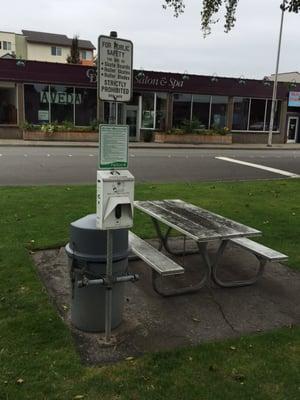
left=22, top=120, right=98, bottom=133
left=21, top=121, right=36, bottom=131
left=0, top=181, right=300, bottom=398
left=167, top=121, right=231, bottom=135
left=67, top=35, right=80, bottom=64
left=163, top=0, right=185, bottom=16
left=61, top=120, right=75, bottom=131
left=163, top=0, right=300, bottom=35
left=210, top=125, right=231, bottom=135
left=181, top=118, right=202, bottom=133
left=40, top=123, right=57, bottom=134
left=89, top=119, right=101, bottom=131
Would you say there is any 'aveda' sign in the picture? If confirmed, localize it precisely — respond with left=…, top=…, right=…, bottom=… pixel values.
left=40, top=91, right=82, bottom=105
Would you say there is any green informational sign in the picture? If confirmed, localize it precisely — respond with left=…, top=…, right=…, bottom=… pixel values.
left=99, top=125, right=129, bottom=169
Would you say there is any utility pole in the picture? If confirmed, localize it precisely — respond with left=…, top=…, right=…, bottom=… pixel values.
left=268, top=1, right=287, bottom=147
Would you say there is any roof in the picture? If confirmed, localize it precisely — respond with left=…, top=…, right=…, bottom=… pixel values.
left=1, top=53, right=16, bottom=59
left=271, top=72, right=300, bottom=76
left=22, top=30, right=95, bottom=50
left=0, top=30, right=23, bottom=36
left=269, top=71, right=300, bottom=83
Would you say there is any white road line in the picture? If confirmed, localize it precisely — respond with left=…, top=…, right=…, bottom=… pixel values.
left=24, top=154, right=28, bottom=157
left=89, top=154, right=94, bottom=157
left=215, top=156, right=299, bottom=178
left=68, top=154, right=72, bottom=157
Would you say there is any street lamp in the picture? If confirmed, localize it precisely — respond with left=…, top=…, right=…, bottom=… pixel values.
left=268, top=0, right=288, bottom=147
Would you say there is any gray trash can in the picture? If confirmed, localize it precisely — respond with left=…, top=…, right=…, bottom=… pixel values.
left=65, top=213, right=128, bottom=332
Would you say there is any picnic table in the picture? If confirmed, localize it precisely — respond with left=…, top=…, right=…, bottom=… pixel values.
left=130, top=199, right=287, bottom=296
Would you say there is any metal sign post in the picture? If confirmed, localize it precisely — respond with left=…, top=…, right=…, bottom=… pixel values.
left=105, top=229, right=113, bottom=343
left=104, top=105, right=116, bottom=345
left=98, top=32, right=133, bottom=344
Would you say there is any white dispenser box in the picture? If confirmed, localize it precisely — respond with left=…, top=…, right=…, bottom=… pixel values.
left=96, top=170, right=134, bottom=230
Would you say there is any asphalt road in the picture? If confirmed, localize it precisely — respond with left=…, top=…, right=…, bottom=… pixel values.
left=0, top=147, right=300, bottom=185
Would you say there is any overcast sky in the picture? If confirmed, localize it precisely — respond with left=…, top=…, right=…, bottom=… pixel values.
left=3, top=0, right=300, bottom=79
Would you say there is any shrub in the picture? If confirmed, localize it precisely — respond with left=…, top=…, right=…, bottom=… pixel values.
left=210, top=125, right=231, bottom=135
left=181, top=118, right=203, bottom=133
left=21, top=121, right=35, bottom=131
left=89, top=119, right=101, bottom=131
left=61, top=120, right=75, bottom=131
left=40, top=123, right=57, bottom=135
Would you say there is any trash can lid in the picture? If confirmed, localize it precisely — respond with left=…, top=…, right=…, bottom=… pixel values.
left=67, top=214, right=128, bottom=261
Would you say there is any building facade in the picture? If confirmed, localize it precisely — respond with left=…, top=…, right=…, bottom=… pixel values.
left=1, top=58, right=300, bottom=143
left=0, top=30, right=95, bottom=65
left=0, top=31, right=27, bottom=59
left=269, top=72, right=300, bottom=83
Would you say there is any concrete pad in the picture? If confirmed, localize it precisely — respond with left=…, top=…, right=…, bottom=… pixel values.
left=32, top=240, right=300, bottom=364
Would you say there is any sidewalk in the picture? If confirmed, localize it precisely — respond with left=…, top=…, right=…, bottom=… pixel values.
left=1, top=138, right=300, bottom=150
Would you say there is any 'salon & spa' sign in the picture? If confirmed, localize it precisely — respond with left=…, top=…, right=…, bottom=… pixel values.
left=134, top=74, right=185, bottom=90
left=86, top=68, right=185, bottom=90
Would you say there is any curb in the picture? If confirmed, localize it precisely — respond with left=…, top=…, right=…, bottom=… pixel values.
left=1, top=141, right=300, bottom=151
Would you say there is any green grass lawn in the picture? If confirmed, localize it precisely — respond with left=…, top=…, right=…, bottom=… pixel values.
left=0, top=180, right=300, bottom=399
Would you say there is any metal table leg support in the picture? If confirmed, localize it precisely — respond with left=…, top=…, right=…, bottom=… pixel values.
left=151, top=218, right=198, bottom=256
left=151, top=218, right=172, bottom=252
left=211, top=240, right=267, bottom=288
left=151, top=242, right=211, bottom=297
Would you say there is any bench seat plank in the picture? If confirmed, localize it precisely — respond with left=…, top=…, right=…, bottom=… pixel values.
left=129, top=232, right=184, bottom=276
left=230, top=237, right=288, bottom=261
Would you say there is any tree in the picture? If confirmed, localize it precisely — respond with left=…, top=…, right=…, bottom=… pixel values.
left=163, top=0, right=300, bottom=35
left=67, top=35, right=80, bottom=64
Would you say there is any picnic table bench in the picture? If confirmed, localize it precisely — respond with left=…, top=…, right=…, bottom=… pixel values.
left=130, top=199, right=288, bottom=296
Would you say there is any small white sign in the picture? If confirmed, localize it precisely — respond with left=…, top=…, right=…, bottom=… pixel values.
left=98, top=35, right=133, bottom=102
left=99, top=125, right=129, bottom=169
left=38, top=110, right=49, bottom=121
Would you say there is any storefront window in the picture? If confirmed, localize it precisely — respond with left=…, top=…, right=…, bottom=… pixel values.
left=172, top=94, right=192, bottom=128
left=210, top=96, right=228, bottom=128
left=25, top=84, right=50, bottom=124
left=0, top=85, right=17, bottom=124
left=25, top=84, right=97, bottom=126
left=50, top=85, right=73, bottom=123
left=141, top=93, right=155, bottom=128
left=156, top=93, right=167, bottom=130
left=127, top=93, right=140, bottom=106
left=232, top=97, right=250, bottom=130
left=104, top=102, right=125, bottom=124
left=249, top=99, right=266, bottom=131
left=104, top=102, right=112, bottom=124
left=75, top=88, right=96, bottom=126
left=192, top=95, right=210, bottom=129
left=265, top=100, right=281, bottom=131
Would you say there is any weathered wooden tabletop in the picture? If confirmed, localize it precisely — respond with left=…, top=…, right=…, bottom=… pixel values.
left=134, top=199, right=261, bottom=242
